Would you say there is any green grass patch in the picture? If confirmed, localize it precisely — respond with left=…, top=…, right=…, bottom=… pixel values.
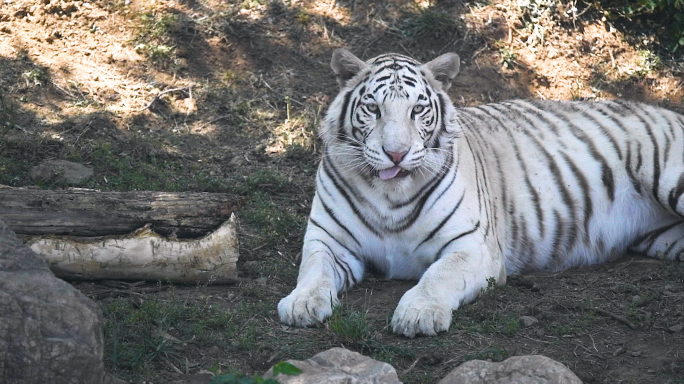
left=138, top=13, right=179, bottom=39
left=103, top=295, right=239, bottom=377
left=327, top=305, right=372, bottom=345
left=452, top=310, right=521, bottom=336
left=133, top=12, right=180, bottom=66
left=397, top=7, right=459, bottom=39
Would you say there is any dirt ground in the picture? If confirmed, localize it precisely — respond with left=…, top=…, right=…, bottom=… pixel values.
left=1, top=0, right=684, bottom=383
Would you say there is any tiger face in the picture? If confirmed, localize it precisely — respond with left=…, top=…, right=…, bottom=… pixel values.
left=322, top=49, right=461, bottom=184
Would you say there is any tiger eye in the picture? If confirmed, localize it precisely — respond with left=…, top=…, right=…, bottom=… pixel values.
left=367, top=103, right=379, bottom=112
left=412, top=105, right=425, bottom=114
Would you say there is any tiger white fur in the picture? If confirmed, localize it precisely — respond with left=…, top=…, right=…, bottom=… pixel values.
left=278, top=49, right=684, bottom=337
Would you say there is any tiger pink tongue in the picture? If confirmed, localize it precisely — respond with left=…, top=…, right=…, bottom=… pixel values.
left=379, top=166, right=402, bottom=180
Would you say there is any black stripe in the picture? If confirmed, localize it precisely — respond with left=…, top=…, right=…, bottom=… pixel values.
left=309, top=218, right=361, bottom=263
left=321, top=158, right=383, bottom=238
left=460, top=114, right=511, bottom=243
left=668, top=174, right=684, bottom=215
left=309, top=240, right=349, bottom=289
left=663, top=236, right=682, bottom=259
left=317, top=169, right=335, bottom=199
left=566, top=102, right=623, bottom=160
left=319, top=197, right=362, bottom=247
left=528, top=100, right=615, bottom=201
left=417, top=191, right=466, bottom=249
left=625, top=144, right=642, bottom=194
left=550, top=210, right=564, bottom=269
left=559, top=151, right=593, bottom=241
left=436, top=221, right=481, bottom=259
left=388, top=149, right=454, bottom=210
left=437, top=93, right=447, bottom=136
left=518, top=217, right=536, bottom=267
left=473, top=146, right=491, bottom=236
left=615, top=100, right=663, bottom=208
left=404, top=65, right=418, bottom=75
left=476, top=105, right=546, bottom=238
left=313, top=239, right=359, bottom=291
left=387, top=153, right=454, bottom=232
left=425, top=150, right=460, bottom=213
left=337, top=90, right=353, bottom=143
left=632, top=221, right=683, bottom=253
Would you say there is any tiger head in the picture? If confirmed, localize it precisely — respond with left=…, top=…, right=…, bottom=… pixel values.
left=321, top=49, right=461, bottom=184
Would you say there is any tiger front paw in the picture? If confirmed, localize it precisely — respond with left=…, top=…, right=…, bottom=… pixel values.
left=278, top=286, right=339, bottom=327
left=391, top=288, right=452, bottom=338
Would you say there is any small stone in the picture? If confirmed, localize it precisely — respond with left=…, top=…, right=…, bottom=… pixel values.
left=30, top=159, right=93, bottom=185
left=668, top=324, right=684, bottom=333
left=535, top=329, right=545, bottom=338
left=228, top=155, right=245, bottom=166
left=263, top=348, right=401, bottom=384
left=205, top=345, right=221, bottom=357
left=631, top=295, right=642, bottom=304
left=519, top=315, right=539, bottom=328
left=631, top=351, right=642, bottom=357
left=438, top=355, right=581, bottom=384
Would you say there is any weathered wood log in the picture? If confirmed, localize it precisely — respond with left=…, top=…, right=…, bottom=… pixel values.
left=26, top=214, right=238, bottom=284
left=0, top=186, right=244, bottom=238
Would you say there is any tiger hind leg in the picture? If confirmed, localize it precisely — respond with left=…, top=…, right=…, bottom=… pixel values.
left=630, top=219, right=684, bottom=261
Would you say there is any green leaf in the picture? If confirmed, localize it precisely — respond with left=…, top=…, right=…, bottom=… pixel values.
left=676, top=13, right=684, bottom=23
left=272, top=361, right=302, bottom=376
left=669, top=41, right=680, bottom=52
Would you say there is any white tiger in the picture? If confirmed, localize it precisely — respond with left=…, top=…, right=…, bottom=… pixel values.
left=278, top=48, right=684, bottom=337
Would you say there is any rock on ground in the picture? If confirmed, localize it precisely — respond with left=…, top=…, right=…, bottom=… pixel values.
left=30, top=159, right=93, bottom=185
left=263, top=347, right=402, bottom=384
left=438, top=355, right=582, bottom=384
left=0, top=219, right=105, bottom=384
left=519, top=315, right=540, bottom=328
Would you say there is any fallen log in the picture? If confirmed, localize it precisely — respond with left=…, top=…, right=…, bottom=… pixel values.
left=26, top=214, right=238, bottom=284
left=0, top=185, right=244, bottom=238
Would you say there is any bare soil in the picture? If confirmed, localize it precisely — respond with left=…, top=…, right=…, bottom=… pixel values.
left=1, top=0, right=684, bottom=383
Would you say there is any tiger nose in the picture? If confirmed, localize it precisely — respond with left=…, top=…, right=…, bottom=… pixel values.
left=382, top=148, right=408, bottom=164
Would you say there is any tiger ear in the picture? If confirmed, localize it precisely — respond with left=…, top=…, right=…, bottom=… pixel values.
left=423, top=52, right=460, bottom=91
left=331, top=48, right=367, bottom=88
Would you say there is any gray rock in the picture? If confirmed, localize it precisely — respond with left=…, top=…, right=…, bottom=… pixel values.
left=520, top=315, right=540, bottom=328
left=668, top=323, right=683, bottom=333
left=263, top=347, right=402, bottom=384
left=0, top=219, right=105, bottom=384
left=30, top=159, right=93, bottom=185
left=438, top=355, right=582, bottom=384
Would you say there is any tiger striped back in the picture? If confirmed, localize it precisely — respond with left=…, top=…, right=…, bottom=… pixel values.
left=278, top=49, right=684, bottom=338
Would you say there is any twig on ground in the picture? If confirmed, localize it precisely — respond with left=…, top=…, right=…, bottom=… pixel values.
left=572, top=341, right=606, bottom=360
left=401, top=356, right=422, bottom=375
left=398, top=42, right=414, bottom=58
left=85, top=283, right=170, bottom=299
left=163, top=357, right=183, bottom=374
left=198, top=114, right=231, bottom=129
left=136, top=86, right=189, bottom=112
left=587, top=307, right=639, bottom=330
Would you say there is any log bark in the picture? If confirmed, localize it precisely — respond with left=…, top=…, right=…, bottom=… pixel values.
left=26, top=214, right=238, bottom=284
left=0, top=186, right=244, bottom=238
